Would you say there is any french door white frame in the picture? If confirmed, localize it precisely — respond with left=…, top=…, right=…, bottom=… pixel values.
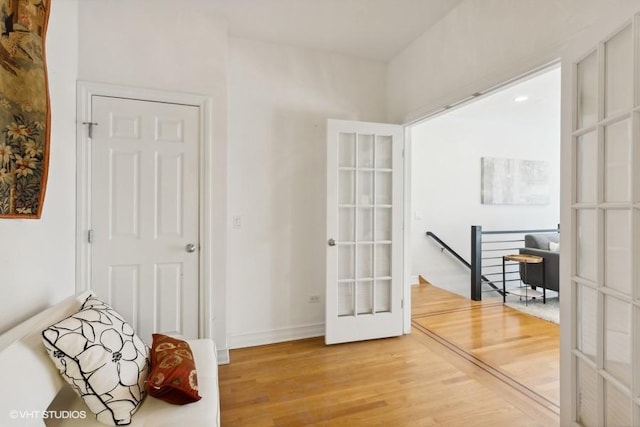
left=402, top=127, right=412, bottom=333
left=75, top=81, right=216, bottom=341
left=566, top=14, right=640, bottom=426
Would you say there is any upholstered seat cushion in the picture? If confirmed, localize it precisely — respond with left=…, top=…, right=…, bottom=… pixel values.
left=524, top=233, right=559, bottom=250
left=519, top=233, right=560, bottom=293
left=46, top=339, right=219, bottom=427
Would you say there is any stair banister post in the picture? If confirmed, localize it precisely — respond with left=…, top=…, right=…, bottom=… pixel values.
left=471, top=226, right=482, bottom=301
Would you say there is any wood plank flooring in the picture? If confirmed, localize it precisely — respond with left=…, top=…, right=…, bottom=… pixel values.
left=218, top=284, right=560, bottom=426
left=412, top=284, right=560, bottom=410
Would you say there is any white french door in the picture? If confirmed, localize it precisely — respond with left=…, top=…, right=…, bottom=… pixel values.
left=326, top=119, right=404, bottom=345
left=570, top=14, right=639, bottom=426
left=89, top=96, right=200, bottom=342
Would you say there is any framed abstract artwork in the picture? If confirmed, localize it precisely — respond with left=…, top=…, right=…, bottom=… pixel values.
left=481, top=157, right=550, bottom=205
left=0, top=0, right=50, bottom=218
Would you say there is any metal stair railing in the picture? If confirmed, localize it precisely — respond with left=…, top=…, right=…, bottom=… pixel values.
left=425, top=231, right=502, bottom=300
left=470, top=225, right=560, bottom=301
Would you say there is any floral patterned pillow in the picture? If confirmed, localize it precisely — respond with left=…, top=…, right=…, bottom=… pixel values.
left=42, top=295, right=150, bottom=426
left=146, top=334, right=201, bottom=405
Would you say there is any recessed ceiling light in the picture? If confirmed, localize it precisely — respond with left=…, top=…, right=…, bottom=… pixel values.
left=514, top=95, right=529, bottom=103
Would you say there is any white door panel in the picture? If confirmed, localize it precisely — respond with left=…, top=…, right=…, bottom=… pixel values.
left=326, top=119, right=404, bottom=345
left=569, top=16, right=638, bottom=427
left=91, top=96, right=200, bottom=343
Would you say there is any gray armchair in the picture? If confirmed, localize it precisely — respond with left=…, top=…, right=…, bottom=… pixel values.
left=518, top=233, right=560, bottom=293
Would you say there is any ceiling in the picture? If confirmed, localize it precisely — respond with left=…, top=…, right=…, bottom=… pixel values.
left=206, top=0, right=465, bottom=62
left=418, top=66, right=561, bottom=130
left=457, top=66, right=561, bottom=129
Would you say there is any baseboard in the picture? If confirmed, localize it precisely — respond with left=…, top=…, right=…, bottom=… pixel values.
left=409, top=275, right=419, bottom=286
left=217, top=348, right=230, bottom=365
left=229, top=323, right=325, bottom=349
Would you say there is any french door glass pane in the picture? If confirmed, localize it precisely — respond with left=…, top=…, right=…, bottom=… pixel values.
left=576, top=209, right=597, bottom=282
left=577, top=51, right=598, bottom=128
left=339, top=132, right=356, bottom=168
left=375, top=244, right=391, bottom=277
left=357, top=208, right=373, bottom=241
left=576, top=131, right=597, bottom=203
left=375, top=280, right=391, bottom=313
left=357, top=244, right=373, bottom=279
left=636, top=210, right=640, bottom=300
left=358, top=171, right=374, bottom=205
left=637, top=307, right=640, bottom=399
left=606, top=381, right=631, bottom=426
left=577, top=358, right=598, bottom=427
left=604, top=119, right=631, bottom=202
left=375, top=135, right=392, bottom=169
left=338, top=245, right=354, bottom=280
left=357, top=281, right=373, bottom=314
left=604, top=296, right=631, bottom=387
left=637, top=116, right=640, bottom=203
left=375, top=172, right=392, bottom=205
left=576, top=283, right=597, bottom=361
left=358, top=134, right=374, bottom=168
left=339, top=170, right=354, bottom=205
left=604, top=209, right=631, bottom=295
left=338, top=282, right=354, bottom=316
left=375, top=208, right=392, bottom=241
left=605, top=25, right=633, bottom=117
left=338, top=207, right=355, bottom=242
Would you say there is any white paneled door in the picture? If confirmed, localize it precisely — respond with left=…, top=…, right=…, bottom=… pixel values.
left=326, top=119, right=404, bottom=345
left=570, top=15, right=639, bottom=427
left=90, top=96, right=200, bottom=343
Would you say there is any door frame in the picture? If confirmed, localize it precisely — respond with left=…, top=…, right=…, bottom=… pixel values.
left=402, top=126, right=412, bottom=333
left=75, top=81, right=215, bottom=341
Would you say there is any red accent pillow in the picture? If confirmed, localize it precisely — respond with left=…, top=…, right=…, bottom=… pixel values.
left=146, top=334, right=202, bottom=405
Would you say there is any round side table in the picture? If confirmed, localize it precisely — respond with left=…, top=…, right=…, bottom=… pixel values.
left=502, top=254, right=545, bottom=304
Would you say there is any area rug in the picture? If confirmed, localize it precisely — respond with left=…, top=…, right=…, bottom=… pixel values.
left=505, top=297, right=559, bottom=324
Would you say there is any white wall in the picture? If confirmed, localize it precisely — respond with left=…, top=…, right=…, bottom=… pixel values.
left=0, top=0, right=79, bottom=333
left=227, top=37, right=387, bottom=348
left=77, top=0, right=229, bottom=352
left=411, top=68, right=561, bottom=296
left=388, top=0, right=640, bottom=123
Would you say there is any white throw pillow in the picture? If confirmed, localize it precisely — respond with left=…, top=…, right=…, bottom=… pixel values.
left=549, top=241, right=560, bottom=252
left=42, top=295, right=149, bottom=426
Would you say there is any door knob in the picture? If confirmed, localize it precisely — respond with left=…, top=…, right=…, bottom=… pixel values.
left=185, top=243, right=197, bottom=253
left=328, top=238, right=336, bottom=247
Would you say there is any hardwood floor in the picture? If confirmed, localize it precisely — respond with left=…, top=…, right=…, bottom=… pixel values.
left=412, top=284, right=559, bottom=410
left=218, top=284, right=560, bottom=426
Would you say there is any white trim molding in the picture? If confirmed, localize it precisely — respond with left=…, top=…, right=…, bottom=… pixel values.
left=217, top=349, right=230, bottom=365
left=229, top=323, right=325, bottom=349
left=403, top=126, right=412, bottom=333
left=75, top=81, right=217, bottom=342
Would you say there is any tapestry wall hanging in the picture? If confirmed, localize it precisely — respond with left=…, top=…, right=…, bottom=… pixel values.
left=481, top=157, right=550, bottom=205
left=0, top=0, right=50, bottom=218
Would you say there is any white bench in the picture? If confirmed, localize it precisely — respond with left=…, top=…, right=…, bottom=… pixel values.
left=0, top=293, right=220, bottom=427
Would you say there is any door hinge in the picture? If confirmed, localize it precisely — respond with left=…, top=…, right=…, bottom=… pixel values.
left=82, top=122, right=98, bottom=139
left=401, top=299, right=404, bottom=309
left=88, top=229, right=94, bottom=244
